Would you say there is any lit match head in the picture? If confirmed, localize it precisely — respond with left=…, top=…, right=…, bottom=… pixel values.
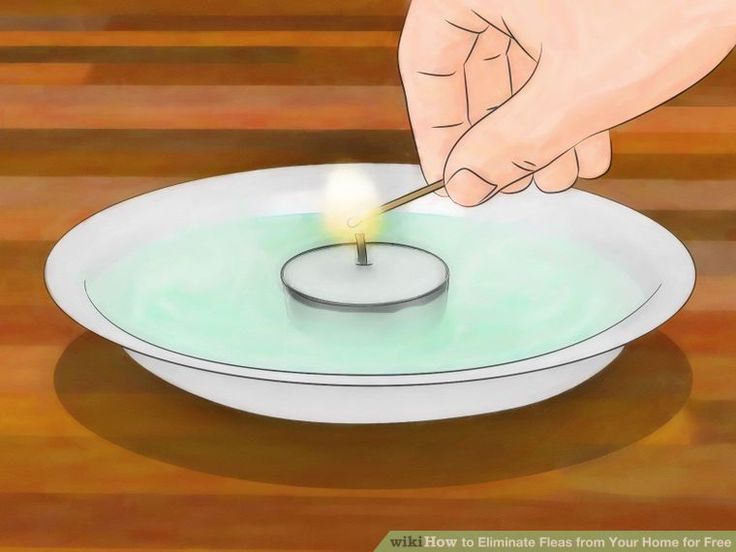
left=346, top=216, right=363, bottom=229
left=322, top=166, right=380, bottom=241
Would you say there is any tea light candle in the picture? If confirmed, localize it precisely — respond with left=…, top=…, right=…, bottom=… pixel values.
left=281, top=234, right=449, bottom=309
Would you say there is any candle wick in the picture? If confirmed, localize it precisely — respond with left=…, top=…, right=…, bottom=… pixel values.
left=355, top=233, right=370, bottom=266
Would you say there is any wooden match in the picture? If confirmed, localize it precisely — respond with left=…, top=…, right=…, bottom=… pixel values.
left=377, top=179, right=445, bottom=215
left=347, top=179, right=445, bottom=228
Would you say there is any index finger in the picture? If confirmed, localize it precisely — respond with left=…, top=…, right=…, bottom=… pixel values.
left=398, top=1, right=488, bottom=184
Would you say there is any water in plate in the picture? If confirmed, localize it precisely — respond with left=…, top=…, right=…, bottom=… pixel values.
left=85, top=212, right=647, bottom=375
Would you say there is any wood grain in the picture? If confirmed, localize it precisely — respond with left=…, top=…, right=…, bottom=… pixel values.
left=0, top=30, right=400, bottom=47
left=0, top=1, right=411, bottom=17
left=0, top=89, right=734, bottom=137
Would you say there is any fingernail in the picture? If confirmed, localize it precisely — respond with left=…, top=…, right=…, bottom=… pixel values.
left=446, top=168, right=498, bottom=206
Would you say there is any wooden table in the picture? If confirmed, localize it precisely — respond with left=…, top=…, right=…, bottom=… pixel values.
left=0, top=2, right=734, bottom=550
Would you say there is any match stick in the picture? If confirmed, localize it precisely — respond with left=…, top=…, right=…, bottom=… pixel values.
left=378, top=179, right=445, bottom=215
left=347, top=179, right=445, bottom=228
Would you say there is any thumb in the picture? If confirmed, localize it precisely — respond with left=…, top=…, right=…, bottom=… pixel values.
left=443, top=64, right=599, bottom=206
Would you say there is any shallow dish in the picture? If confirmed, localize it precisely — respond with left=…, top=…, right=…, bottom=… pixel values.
left=45, top=163, right=695, bottom=423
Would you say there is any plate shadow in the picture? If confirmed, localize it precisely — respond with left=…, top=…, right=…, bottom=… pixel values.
left=55, top=331, right=691, bottom=489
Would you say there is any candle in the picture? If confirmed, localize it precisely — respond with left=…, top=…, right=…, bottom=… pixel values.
left=281, top=239, right=448, bottom=309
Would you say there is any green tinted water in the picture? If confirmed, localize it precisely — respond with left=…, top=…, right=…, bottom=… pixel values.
left=86, top=213, right=646, bottom=374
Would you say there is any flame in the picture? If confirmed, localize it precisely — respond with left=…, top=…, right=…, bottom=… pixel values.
left=321, top=166, right=381, bottom=241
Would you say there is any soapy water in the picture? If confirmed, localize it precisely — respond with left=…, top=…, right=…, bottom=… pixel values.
left=85, top=212, right=650, bottom=375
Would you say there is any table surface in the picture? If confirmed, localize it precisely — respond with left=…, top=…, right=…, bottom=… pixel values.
left=0, top=2, right=735, bottom=551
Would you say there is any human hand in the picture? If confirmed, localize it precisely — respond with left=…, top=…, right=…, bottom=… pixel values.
left=399, top=0, right=736, bottom=205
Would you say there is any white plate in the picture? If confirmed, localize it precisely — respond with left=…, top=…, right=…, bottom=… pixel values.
left=45, top=163, right=695, bottom=423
